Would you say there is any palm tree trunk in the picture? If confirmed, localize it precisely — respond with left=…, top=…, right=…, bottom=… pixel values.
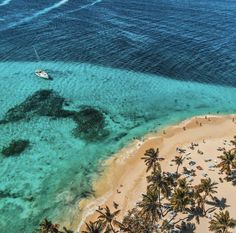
left=176, top=165, right=179, bottom=174
left=205, top=207, right=216, bottom=214
left=162, top=208, right=171, bottom=217
left=173, top=216, right=189, bottom=225
left=202, top=194, right=208, bottom=215
left=166, top=215, right=176, bottom=225
left=158, top=189, right=161, bottom=205
left=109, top=222, right=116, bottom=233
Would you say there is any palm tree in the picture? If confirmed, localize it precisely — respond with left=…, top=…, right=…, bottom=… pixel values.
left=121, top=208, right=155, bottom=233
left=171, top=155, right=185, bottom=174
left=209, top=210, right=236, bottom=233
left=198, top=178, right=218, bottom=200
left=230, top=136, right=236, bottom=148
left=164, top=172, right=176, bottom=189
left=38, top=219, right=74, bottom=233
left=170, top=188, right=192, bottom=213
left=195, top=178, right=218, bottom=214
left=141, top=148, right=164, bottom=172
left=147, top=170, right=171, bottom=202
left=138, top=189, right=162, bottom=223
left=38, top=219, right=61, bottom=233
left=82, top=221, right=103, bottom=233
left=194, top=189, right=205, bottom=216
left=160, top=219, right=174, bottom=233
left=96, top=206, right=120, bottom=233
left=217, top=150, right=236, bottom=175
left=177, top=178, right=189, bottom=190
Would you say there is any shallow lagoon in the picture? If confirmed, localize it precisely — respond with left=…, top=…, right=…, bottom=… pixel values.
left=0, top=61, right=235, bottom=232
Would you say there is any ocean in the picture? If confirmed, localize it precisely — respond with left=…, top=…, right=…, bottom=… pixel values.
left=0, top=0, right=235, bottom=232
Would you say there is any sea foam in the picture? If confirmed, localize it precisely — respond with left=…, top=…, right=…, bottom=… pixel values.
left=0, top=0, right=12, bottom=6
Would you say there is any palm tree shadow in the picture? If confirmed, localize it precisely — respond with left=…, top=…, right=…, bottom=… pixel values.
left=186, top=207, right=204, bottom=225
left=206, top=197, right=229, bottom=210
left=176, top=221, right=196, bottom=233
left=226, top=173, right=236, bottom=186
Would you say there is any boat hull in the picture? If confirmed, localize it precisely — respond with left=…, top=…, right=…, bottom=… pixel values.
left=35, top=69, right=50, bottom=80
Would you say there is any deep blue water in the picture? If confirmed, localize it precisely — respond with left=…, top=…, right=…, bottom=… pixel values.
left=1, top=0, right=236, bottom=85
left=0, top=1, right=236, bottom=233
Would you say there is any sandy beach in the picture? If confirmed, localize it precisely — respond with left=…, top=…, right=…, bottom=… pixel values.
left=77, top=114, right=236, bottom=232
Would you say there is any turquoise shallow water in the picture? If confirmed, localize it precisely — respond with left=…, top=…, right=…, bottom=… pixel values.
left=0, top=61, right=235, bottom=232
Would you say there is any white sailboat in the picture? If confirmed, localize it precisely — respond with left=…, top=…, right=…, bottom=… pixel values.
left=33, top=46, right=50, bottom=80
left=35, top=69, right=50, bottom=79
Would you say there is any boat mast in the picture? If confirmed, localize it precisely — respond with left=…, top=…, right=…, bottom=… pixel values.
left=33, top=46, right=41, bottom=61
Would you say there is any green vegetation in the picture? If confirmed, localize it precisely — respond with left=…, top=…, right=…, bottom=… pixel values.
left=171, top=155, right=185, bottom=175
left=141, top=148, right=164, bottom=172
left=217, top=151, right=236, bottom=175
left=37, top=219, right=73, bottom=233
left=209, top=210, right=236, bottom=233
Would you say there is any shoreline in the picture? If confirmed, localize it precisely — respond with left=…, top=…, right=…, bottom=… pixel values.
left=76, top=114, right=236, bottom=232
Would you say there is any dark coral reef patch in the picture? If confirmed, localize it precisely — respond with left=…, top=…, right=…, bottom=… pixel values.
left=0, top=89, right=109, bottom=141
left=0, top=89, right=72, bottom=124
left=72, top=108, right=109, bottom=141
left=1, top=139, right=30, bottom=156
